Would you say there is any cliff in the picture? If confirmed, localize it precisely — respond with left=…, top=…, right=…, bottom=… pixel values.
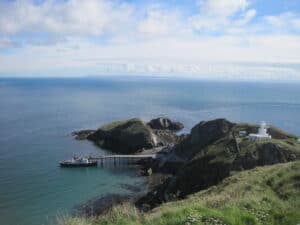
left=139, top=119, right=300, bottom=207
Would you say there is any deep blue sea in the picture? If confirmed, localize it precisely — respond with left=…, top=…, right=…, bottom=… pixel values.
left=0, top=77, right=300, bottom=225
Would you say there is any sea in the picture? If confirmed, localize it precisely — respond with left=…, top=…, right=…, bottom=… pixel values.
left=0, top=77, right=299, bottom=225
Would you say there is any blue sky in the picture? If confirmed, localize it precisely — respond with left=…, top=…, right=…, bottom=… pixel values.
left=0, top=0, right=300, bottom=80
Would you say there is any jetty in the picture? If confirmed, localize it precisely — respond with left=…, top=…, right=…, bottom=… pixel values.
left=90, top=154, right=156, bottom=160
left=88, top=154, right=156, bottom=167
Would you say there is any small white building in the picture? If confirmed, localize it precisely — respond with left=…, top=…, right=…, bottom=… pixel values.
left=248, top=121, right=272, bottom=141
left=239, top=131, right=247, bottom=137
left=297, top=138, right=300, bottom=144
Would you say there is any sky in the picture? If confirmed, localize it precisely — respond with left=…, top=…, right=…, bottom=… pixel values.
left=0, top=0, right=300, bottom=80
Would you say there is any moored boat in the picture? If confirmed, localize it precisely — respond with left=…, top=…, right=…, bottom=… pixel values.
left=60, top=156, right=97, bottom=167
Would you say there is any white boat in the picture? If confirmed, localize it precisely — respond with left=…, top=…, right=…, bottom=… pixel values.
left=60, top=156, right=97, bottom=167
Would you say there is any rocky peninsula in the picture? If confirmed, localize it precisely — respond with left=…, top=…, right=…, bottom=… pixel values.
left=73, top=117, right=300, bottom=215
left=73, top=117, right=184, bottom=153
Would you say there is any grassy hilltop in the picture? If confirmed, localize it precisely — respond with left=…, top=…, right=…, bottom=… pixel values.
left=145, top=119, right=300, bottom=202
left=75, top=117, right=182, bottom=153
left=61, top=161, right=300, bottom=225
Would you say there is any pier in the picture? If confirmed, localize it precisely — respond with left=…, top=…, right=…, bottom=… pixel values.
left=89, top=154, right=156, bottom=167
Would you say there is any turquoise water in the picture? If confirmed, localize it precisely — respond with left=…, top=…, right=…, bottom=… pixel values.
left=0, top=77, right=300, bottom=225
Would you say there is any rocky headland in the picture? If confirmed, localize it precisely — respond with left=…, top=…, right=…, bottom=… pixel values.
left=73, top=117, right=300, bottom=213
left=137, top=118, right=300, bottom=209
left=73, top=117, right=184, bottom=153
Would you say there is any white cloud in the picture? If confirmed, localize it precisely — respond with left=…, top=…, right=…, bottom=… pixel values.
left=0, top=0, right=133, bottom=35
left=0, top=32, right=299, bottom=81
left=236, top=9, right=256, bottom=26
left=0, top=0, right=300, bottom=80
left=265, top=12, right=300, bottom=31
left=191, top=0, right=255, bottom=34
left=137, top=6, right=181, bottom=38
left=199, top=0, right=249, bottom=17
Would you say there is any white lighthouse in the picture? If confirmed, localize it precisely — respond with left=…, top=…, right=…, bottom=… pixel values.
left=249, top=121, right=272, bottom=141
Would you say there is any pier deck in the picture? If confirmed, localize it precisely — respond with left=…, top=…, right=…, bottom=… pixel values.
left=90, top=154, right=156, bottom=160
left=88, top=154, right=156, bottom=167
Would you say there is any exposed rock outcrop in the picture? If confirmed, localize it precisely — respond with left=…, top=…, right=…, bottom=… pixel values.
left=72, top=130, right=95, bottom=140
left=174, top=118, right=235, bottom=159
left=147, top=117, right=184, bottom=131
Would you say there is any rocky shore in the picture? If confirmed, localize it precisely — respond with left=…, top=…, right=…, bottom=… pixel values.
left=73, top=117, right=300, bottom=215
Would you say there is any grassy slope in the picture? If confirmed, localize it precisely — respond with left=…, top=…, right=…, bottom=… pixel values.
left=61, top=161, right=300, bottom=225
left=238, top=138, right=300, bottom=158
left=100, top=118, right=141, bottom=131
left=99, top=118, right=152, bottom=136
left=190, top=134, right=300, bottom=170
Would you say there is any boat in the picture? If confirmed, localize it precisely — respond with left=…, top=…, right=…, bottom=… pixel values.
left=60, top=156, right=97, bottom=167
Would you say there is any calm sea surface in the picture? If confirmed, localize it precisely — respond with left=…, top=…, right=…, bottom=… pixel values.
left=0, top=77, right=300, bottom=225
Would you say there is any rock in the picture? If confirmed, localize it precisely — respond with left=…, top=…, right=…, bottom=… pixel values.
left=189, top=118, right=234, bottom=146
left=175, top=118, right=235, bottom=159
left=147, top=117, right=184, bottom=131
left=233, top=142, right=299, bottom=170
left=72, top=130, right=95, bottom=140
left=87, top=118, right=158, bottom=153
left=152, top=129, right=180, bottom=146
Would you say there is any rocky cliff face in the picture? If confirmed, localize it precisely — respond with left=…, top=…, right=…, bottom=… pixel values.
left=137, top=118, right=300, bottom=209
left=147, top=117, right=184, bottom=131
left=174, top=118, right=235, bottom=159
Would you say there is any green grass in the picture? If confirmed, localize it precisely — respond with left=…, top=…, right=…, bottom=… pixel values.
left=60, top=161, right=300, bottom=225
left=200, top=136, right=236, bottom=165
left=187, top=125, right=300, bottom=167
left=99, top=118, right=152, bottom=137
left=100, top=118, right=142, bottom=131
left=238, top=138, right=300, bottom=157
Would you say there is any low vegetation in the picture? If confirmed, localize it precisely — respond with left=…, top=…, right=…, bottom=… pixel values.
left=100, top=118, right=144, bottom=132
left=59, top=161, right=300, bottom=225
